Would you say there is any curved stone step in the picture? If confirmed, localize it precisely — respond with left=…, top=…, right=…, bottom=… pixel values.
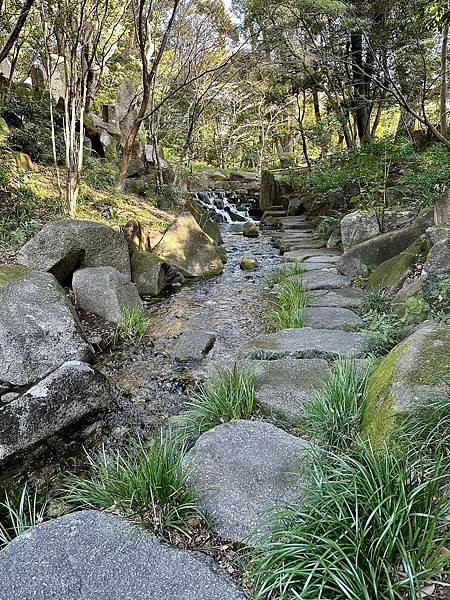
left=303, top=307, right=363, bottom=330
left=282, top=249, right=341, bottom=262
left=186, top=420, right=310, bottom=543
left=308, top=288, right=365, bottom=309
left=0, top=511, right=245, bottom=600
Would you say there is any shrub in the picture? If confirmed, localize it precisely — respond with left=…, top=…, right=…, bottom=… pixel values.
left=174, top=366, right=256, bottom=435
left=0, top=484, right=48, bottom=547
left=113, top=307, right=150, bottom=347
left=267, top=262, right=305, bottom=288
left=270, top=279, right=309, bottom=330
left=300, top=358, right=371, bottom=451
left=83, top=157, right=118, bottom=190
left=359, top=290, right=406, bottom=352
left=7, top=124, right=65, bottom=165
left=64, top=432, right=201, bottom=535
left=250, top=439, right=450, bottom=599
left=311, top=213, right=342, bottom=242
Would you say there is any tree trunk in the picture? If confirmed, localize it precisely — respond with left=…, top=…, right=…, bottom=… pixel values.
left=0, top=0, right=35, bottom=63
left=440, top=19, right=449, bottom=140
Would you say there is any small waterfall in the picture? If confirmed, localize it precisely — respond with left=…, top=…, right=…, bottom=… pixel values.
left=192, top=191, right=255, bottom=223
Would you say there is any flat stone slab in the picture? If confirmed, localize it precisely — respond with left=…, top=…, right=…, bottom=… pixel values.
left=0, top=511, right=244, bottom=600
left=308, top=288, right=365, bottom=309
left=304, top=255, right=340, bottom=264
left=282, top=249, right=341, bottom=263
left=239, top=358, right=330, bottom=423
left=239, top=328, right=375, bottom=361
left=280, top=240, right=325, bottom=253
left=292, top=270, right=353, bottom=290
left=303, top=263, right=340, bottom=271
left=279, top=218, right=313, bottom=231
left=173, top=330, right=216, bottom=361
left=186, top=420, right=309, bottom=543
left=303, top=307, right=363, bottom=330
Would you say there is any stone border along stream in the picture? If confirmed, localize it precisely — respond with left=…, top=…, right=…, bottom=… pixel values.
left=0, top=216, right=375, bottom=599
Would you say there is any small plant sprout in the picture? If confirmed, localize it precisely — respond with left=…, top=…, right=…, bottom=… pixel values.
left=113, top=306, right=151, bottom=347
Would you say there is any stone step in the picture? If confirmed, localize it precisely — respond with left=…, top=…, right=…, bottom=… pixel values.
left=282, top=249, right=341, bottom=263
left=0, top=511, right=245, bottom=599
left=239, top=328, right=376, bottom=361
left=304, top=254, right=340, bottom=265
left=279, top=240, right=326, bottom=253
left=289, top=270, right=353, bottom=290
left=238, top=358, right=331, bottom=424
left=308, top=288, right=365, bottom=309
left=186, top=420, right=310, bottom=543
left=303, top=307, right=363, bottom=330
left=279, top=217, right=312, bottom=231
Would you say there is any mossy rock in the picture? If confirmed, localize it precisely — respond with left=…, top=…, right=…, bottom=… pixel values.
left=240, top=257, right=258, bottom=271
left=367, top=236, right=427, bottom=293
left=363, top=321, right=450, bottom=447
left=14, top=152, right=34, bottom=171
left=0, top=116, right=9, bottom=144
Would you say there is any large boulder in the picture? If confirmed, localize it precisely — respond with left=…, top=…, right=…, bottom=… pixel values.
left=367, top=237, right=427, bottom=293
left=363, top=321, right=450, bottom=447
left=337, top=209, right=434, bottom=277
left=0, top=362, right=113, bottom=461
left=185, top=197, right=223, bottom=245
left=17, top=220, right=131, bottom=284
left=434, top=190, right=450, bottom=225
left=186, top=420, right=310, bottom=543
left=340, top=209, right=417, bottom=252
left=421, top=238, right=450, bottom=309
left=260, top=170, right=280, bottom=211
left=0, top=266, right=93, bottom=387
left=152, top=213, right=224, bottom=278
left=0, top=510, right=245, bottom=600
left=72, top=267, right=142, bottom=323
left=131, top=251, right=171, bottom=297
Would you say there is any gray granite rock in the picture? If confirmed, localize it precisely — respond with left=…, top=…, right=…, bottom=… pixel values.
left=239, top=328, right=375, bottom=361
left=186, top=420, right=309, bottom=542
left=131, top=251, right=170, bottom=297
left=307, top=288, right=365, bottom=309
left=72, top=267, right=142, bottom=323
left=0, top=362, right=114, bottom=461
left=17, top=219, right=131, bottom=283
left=422, top=238, right=450, bottom=308
left=173, top=330, right=216, bottom=361
left=304, top=255, right=340, bottom=265
left=279, top=217, right=313, bottom=231
left=279, top=239, right=324, bottom=253
left=240, top=358, right=330, bottom=423
left=282, top=249, right=341, bottom=263
left=0, top=266, right=93, bottom=387
left=303, top=307, right=363, bottom=330
left=341, top=210, right=417, bottom=252
left=0, top=510, right=244, bottom=600
left=289, top=270, right=353, bottom=290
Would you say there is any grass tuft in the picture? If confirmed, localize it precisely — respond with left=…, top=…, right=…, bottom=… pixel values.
left=63, top=431, right=201, bottom=536
left=300, top=358, right=372, bottom=451
left=270, top=279, right=309, bottom=330
left=113, top=306, right=151, bottom=347
left=267, top=262, right=305, bottom=288
left=250, top=438, right=450, bottom=599
left=173, top=366, right=256, bottom=435
left=0, top=484, right=48, bottom=547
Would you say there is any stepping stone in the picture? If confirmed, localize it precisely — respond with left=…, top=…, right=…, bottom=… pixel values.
left=186, top=420, right=309, bottom=543
left=279, top=217, right=312, bottom=231
left=239, top=328, right=375, bottom=361
left=303, top=307, right=363, bottom=330
left=282, top=249, right=341, bottom=262
left=0, top=510, right=245, bottom=600
left=279, top=239, right=325, bottom=253
left=173, top=330, right=216, bottom=361
left=308, top=288, right=365, bottom=309
left=303, top=263, right=340, bottom=271
left=272, top=234, right=311, bottom=248
left=292, top=270, right=353, bottom=290
left=304, top=255, right=340, bottom=265
left=238, top=358, right=330, bottom=423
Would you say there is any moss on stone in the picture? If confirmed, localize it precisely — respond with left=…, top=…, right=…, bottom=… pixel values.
left=404, top=327, right=450, bottom=386
left=363, top=341, right=406, bottom=448
left=0, top=265, right=32, bottom=286
left=367, top=237, right=426, bottom=292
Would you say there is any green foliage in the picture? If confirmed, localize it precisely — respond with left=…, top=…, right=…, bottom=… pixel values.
left=359, top=290, right=407, bottom=351
left=267, top=262, right=305, bottom=287
left=270, top=278, right=309, bottom=330
left=399, top=143, right=450, bottom=206
left=174, top=366, right=256, bottom=435
left=250, top=438, right=450, bottom=599
left=113, top=307, right=151, bottom=347
left=64, top=432, right=201, bottom=535
left=311, top=213, right=342, bottom=242
left=0, top=485, right=48, bottom=547
left=82, top=157, right=118, bottom=190
left=300, top=358, right=371, bottom=451
left=7, top=124, right=65, bottom=165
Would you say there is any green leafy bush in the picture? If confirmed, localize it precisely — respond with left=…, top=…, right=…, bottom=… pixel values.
left=83, top=157, right=118, bottom=190
left=8, top=124, right=65, bottom=165
left=174, top=366, right=256, bottom=435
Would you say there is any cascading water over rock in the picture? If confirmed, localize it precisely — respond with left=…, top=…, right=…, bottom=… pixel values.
left=192, top=190, right=257, bottom=223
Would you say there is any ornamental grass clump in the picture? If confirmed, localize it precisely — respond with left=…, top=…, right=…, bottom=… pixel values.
left=270, top=279, right=309, bottom=330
